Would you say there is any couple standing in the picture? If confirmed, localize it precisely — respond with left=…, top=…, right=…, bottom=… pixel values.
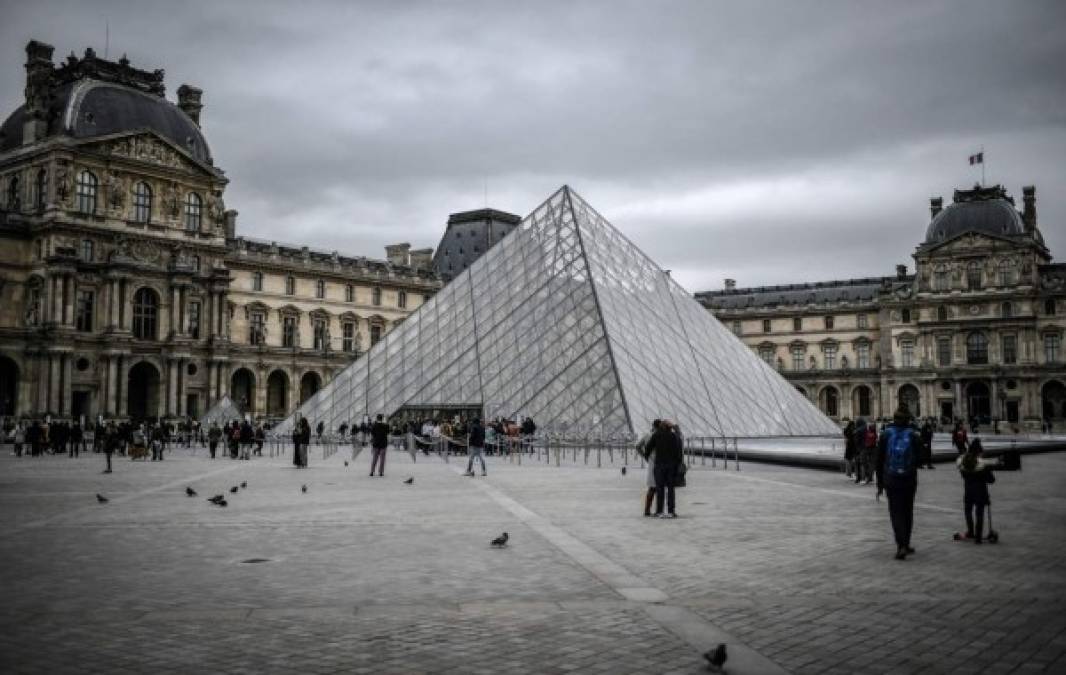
left=639, top=419, right=684, bottom=518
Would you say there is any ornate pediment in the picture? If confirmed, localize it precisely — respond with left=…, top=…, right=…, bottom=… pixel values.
left=82, top=132, right=212, bottom=175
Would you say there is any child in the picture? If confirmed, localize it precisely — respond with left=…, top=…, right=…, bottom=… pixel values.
left=956, top=438, right=994, bottom=543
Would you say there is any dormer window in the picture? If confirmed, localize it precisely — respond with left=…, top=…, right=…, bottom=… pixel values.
left=184, top=192, right=202, bottom=231
left=133, top=181, right=152, bottom=223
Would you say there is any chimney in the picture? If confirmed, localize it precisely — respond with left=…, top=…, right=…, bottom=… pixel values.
left=22, top=40, right=55, bottom=145
left=929, top=196, right=943, bottom=219
left=1022, top=186, right=1036, bottom=232
left=409, top=247, right=433, bottom=271
left=223, top=209, right=238, bottom=239
left=896, top=264, right=907, bottom=280
left=385, top=243, right=411, bottom=267
left=724, top=278, right=736, bottom=291
left=177, top=85, right=203, bottom=126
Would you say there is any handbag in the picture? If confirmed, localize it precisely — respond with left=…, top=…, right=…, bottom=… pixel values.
left=675, top=461, right=688, bottom=488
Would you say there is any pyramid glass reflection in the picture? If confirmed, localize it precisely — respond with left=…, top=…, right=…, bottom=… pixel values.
left=274, top=187, right=839, bottom=438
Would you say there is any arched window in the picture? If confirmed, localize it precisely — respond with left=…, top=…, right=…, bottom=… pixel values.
left=184, top=192, right=202, bottom=231
left=1047, top=298, right=1057, bottom=316
left=966, top=261, right=982, bottom=291
left=35, top=168, right=46, bottom=210
left=398, top=291, right=407, bottom=309
left=6, top=175, right=20, bottom=211
left=966, top=332, right=988, bottom=365
left=132, top=288, right=159, bottom=340
left=937, top=305, right=948, bottom=321
left=133, top=182, right=152, bottom=223
left=934, top=265, right=949, bottom=291
left=372, top=287, right=382, bottom=306
left=1001, top=301, right=1013, bottom=318
left=998, top=260, right=1015, bottom=287
left=75, top=170, right=97, bottom=214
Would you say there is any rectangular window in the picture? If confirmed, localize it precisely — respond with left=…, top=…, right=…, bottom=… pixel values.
left=857, top=313, right=868, bottom=329
left=762, top=319, right=771, bottom=334
left=372, top=287, right=382, bottom=306
left=937, top=338, right=952, bottom=367
left=901, top=340, right=914, bottom=368
left=856, top=343, right=870, bottom=369
left=285, top=276, right=295, bottom=295
left=75, top=290, right=94, bottom=332
left=793, top=317, right=802, bottom=331
left=313, top=319, right=327, bottom=351
left=398, top=291, right=407, bottom=309
left=188, top=301, right=201, bottom=339
left=370, top=324, right=382, bottom=345
left=791, top=347, right=804, bottom=371
left=1046, top=334, right=1061, bottom=363
left=249, top=311, right=265, bottom=345
left=902, top=308, right=911, bottom=323
left=758, top=347, right=774, bottom=365
left=732, top=321, right=742, bottom=336
left=282, top=316, right=297, bottom=348
left=823, top=345, right=837, bottom=369
left=824, top=316, right=834, bottom=330
left=342, top=322, right=355, bottom=352
left=27, top=286, right=41, bottom=326
left=345, top=284, right=354, bottom=303
left=1002, top=334, right=1017, bottom=364
left=252, top=272, right=263, bottom=292
left=316, top=280, right=326, bottom=299
left=934, top=268, right=949, bottom=291
left=81, top=239, right=94, bottom=262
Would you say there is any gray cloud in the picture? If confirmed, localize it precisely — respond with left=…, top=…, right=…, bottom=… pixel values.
left=2, top=0, right=1064, bottom=291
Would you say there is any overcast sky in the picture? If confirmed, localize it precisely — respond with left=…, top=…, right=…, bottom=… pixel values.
left=3, top=1, right=1064, bottom=291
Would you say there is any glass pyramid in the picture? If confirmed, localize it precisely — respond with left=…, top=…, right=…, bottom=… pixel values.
left=274, top=187, right=840, bottom=438
left=199, top=395, right=243, bottom=427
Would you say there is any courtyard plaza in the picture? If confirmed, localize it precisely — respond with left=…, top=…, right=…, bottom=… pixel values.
left=1, top=441, right=1065, bottom=674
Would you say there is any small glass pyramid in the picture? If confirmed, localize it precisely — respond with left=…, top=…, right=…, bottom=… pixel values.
left=274, top=187, right=839, bottom=438
left=200, top=394, right=244, bottom=427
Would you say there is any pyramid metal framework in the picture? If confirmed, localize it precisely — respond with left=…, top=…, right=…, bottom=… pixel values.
left=274, top=187, right=839, bottom=438
left=199, top=395, right=243, bottom=427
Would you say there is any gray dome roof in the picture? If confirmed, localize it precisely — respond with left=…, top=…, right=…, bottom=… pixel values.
left=924, top=187, right=1024, bottom=244
left=1, top=80, right=212, bottom=164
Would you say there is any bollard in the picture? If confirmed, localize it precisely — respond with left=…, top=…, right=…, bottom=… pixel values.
left=734, top=438, right=741, bottom=471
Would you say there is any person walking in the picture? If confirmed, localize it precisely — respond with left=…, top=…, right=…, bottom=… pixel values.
left=254, top=424, right=265, bottom=456
left=843, top=420, right=856, bottom=480
left=151, top=425, right=165, bottom=461
left=920, top=419, right=935, bottom=469
left=952, top=420, right=968, bottom=455
left=876, top=405, right=922, bottom=560
left=637, top=423, right=657, bottom=517
left=70, top=421, right=82, bottom=458
left=102, top=421, right=118, bottom=473
left=369, top=414, right=389, bottom=477
left=956, top=439, right=995, bottom=543
left=859, top=421, right=877, bottom=485
left=645, top=419, right=682, bottom=518
left=464, top=418, right=487, bottom=476
left=293, top=417, right=310, bottom=468
left=208, top=422, right=221, bottom=459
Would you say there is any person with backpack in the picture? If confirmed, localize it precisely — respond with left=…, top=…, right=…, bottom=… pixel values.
left=876, top=405, right=922, bottom=560
left=956, top=438, right=995, bottom=544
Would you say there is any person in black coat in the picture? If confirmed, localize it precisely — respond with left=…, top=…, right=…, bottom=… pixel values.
left=645, top=420, right=683, bottom=518
left=876, top=405, right=922, bottom=560
left=920, top=420, right=935, bottom=469
left=956, top=439, right=994, bottom=543
left=369, top=414, right=390, bottom=477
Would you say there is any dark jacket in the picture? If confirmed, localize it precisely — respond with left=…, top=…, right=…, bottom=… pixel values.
left=957, top=456, right=994, bottom=505
left=370, top=421, right=390, bottom=449
left=469, top=422, right=485, bottom=448
left=646, top=427, right=682, bottom=465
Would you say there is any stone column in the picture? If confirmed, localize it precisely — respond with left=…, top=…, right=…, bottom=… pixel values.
left=954, top=379, right=965, bottom=422
left=106, top=356, right=118, bottom=415
left=219, top=364, right=229, bottom=398
left=48, top=353, right=60, bottom=413
left=35, top=354, right=49, bottom=414
left=63, top=274, right=75, bottom=326
left=205, top=362, right=216, bottom=410
left=106, top=280, right=116, bottom=329
left=61, top=353, right=72, bottom=415
left=119, top=280, right=130, bottom=331
left=179, top=287, right=187, bottom=335
left=118, top=356, right=129, bottom=417
left=167, top=359, right=178, bottom=416
left=990, top=377, right=1000, bottom=421
left=207, top=292, right=216, bottom=339
left=177, top=359, right=186, bottom=417
left=50, top=275, right=62, bottom=324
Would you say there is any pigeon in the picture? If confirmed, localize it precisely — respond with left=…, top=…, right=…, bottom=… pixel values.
left=704, top=644, right=727, bottom=671
left=344, top=461, right=349, bottom=467
left=229, top=486, right=239, bottom=494
left=96, top=493, right=109, bottom=503
left=301, top=484, right=308, bottom=493
left=240, top=481, right=247, bottom=489
left=404, top=477, right=414, bottom=485
left=207, top=494, right=225, bottom=504
left=491, top=532, right=509, bottom=548
left=218, top=499, right=228, bottom=507
left=621, top=466, right=627, bottom=476
left=186, top=487, right=197, bottom=497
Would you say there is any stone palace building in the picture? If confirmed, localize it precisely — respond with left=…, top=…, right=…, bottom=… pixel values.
left=0, top=41, right=441, bottom=423
left=698, top=184, right=1066, bottom=431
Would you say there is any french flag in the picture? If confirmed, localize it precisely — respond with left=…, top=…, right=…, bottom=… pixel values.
left=969, top=152, right=984, bottom=165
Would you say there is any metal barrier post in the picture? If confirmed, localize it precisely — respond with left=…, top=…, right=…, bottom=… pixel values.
left=734, top=438, right=740, bottom=471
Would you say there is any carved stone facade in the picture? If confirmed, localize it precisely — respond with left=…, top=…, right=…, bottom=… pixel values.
left=0, top=41, right=441, bottom=423
left=698, top=184, right=1066, bottom=431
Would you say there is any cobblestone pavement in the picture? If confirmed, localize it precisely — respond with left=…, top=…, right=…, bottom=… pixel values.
left=1, top=445, right=1064, bottom=674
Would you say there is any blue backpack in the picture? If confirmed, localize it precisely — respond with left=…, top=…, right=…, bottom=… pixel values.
left=884, top=426, right=916, bottom=476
